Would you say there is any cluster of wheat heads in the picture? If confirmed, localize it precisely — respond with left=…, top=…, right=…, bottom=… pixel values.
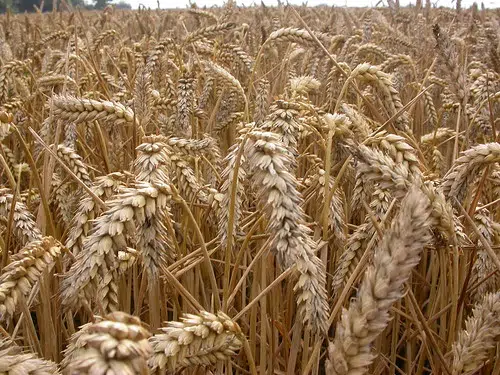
left=0, top=2, right=499, bottom=374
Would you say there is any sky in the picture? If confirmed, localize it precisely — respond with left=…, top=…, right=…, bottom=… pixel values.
left=124, top=0, right=500, bottom=9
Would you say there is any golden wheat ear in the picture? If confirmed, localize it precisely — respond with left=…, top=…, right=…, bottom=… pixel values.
left=0, top=237, right=63, bottom=321
left=245, top=130, right=329, bottom=334
left=49, top=95, right=135, bottom=125
left=0, top=189, right=43, bottom=245
left=149, top=311, right=242, bottom=371
left=0, top=338, right=60, bottom=375
left=327, top=186, right=433, bottom=374
left=451, top=292, right=500, bottom=375
left=442, top=143, right=500, bottom=203
left=62, top=311, right=151, bottom=375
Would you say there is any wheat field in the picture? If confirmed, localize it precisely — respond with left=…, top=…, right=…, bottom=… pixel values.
left=0, top=2, right=499, bottom=374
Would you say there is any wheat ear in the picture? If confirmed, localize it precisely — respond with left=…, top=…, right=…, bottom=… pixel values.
left=326, top=187, right=433, bottom=374
left=62, top=311, right=151, bottom=375
left=51, top=174, right=77, bottom=226
left=354, top=144, right=461, bottom=242
left=364, top=130, right=420, bottom=174
left=218, top=141, right=247, bottom=247
left=331, top=222, right=376, bottom=297
left=442, top=142, right=500, bottom=203
left=349, top=63, right=409, bottom=132
left=0, top=237, right=63, bottom=321
left=245, top=130, right=329, bottom=334
left=176, top=72, right=196, bottom=138
left=254, top=79, right=270, bottom=125
left=149, top=311, right=242, bottom=371
left=133, top=135, right=170, bottom=184
left=0, top=339, right=60, bottom=374
left=257, top=101, right=302, bottom=152
left=163, top=135, right=220, bottom=162
left=0, top=112, right=13, bottom=141
left=433, top=24, right=469, bottom=105
left=266, top=27, right=331, bottom=47
left=60, top=182, right=173, bottom=312
left=0, top=189, right=43, bottom=245
left=65, top=173, right=124, bottom=257
left=56, top=144, right=92, bottom=187
left=451, top=292, right=500, bottom=375
left=203, top=60, right=246, bottom=103
left=49, top=94, right=134, bottom=124
left=133, top=136, right=173, bottom=281
left=471, top=208, right=498, bottom=300
left=183, top=22, right=236, bottom=45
